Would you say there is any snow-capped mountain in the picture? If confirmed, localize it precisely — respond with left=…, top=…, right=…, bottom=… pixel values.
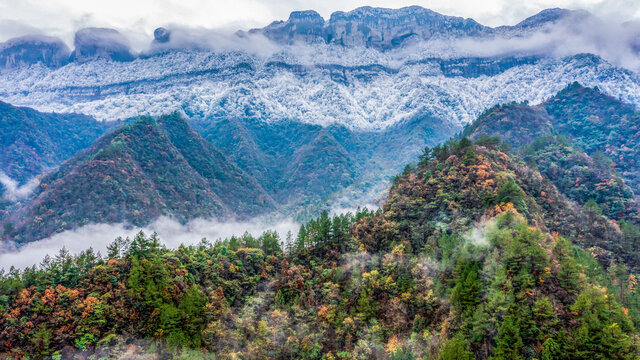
left=3, top=5, right=640, bottom=240
left=249, top=6, right=488, bottom=48
left=70, top=28, right=135, bottom=63
left=0, top=6, right=639, bottom=132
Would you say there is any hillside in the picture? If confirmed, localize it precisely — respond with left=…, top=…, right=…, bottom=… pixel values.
left=5, top=114, right=274, bottom=243
left=2, top=139, right=639, bottom=359
left=0, top=101, right=109, bottom=187
left=545, top=83, right=640, bottom=192
left=463, top=83, right=640, bottom=222
left=197, top=113, right=456, bottom=217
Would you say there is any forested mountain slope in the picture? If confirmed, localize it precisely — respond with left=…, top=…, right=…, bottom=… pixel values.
left=196, top=112, right=457, bottom=216
left=5, top=114, right=274, bottom=244
left=0, top=101, right=109, bottom=187
left=463, top=82, right=640, bottom=226
left=2, top=138, right=639, bottom=359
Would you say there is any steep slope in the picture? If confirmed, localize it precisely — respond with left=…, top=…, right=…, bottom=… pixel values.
left=360, top=139, right=624, bottom=261
left=544, top=83, right=640, bottom=191
left=462, top=103, right=554, bottom=149
left=69, top=28, right=135, bottom=63
left=463, top=83, right=640, bottom=223
left=0, top=35, right=70, bottom=69
left=0, top=101, right=110, bottom=186
left=198, top=119, right=363, bottom=216
left=156, top=115, right=275, bottom=216
left=283, top=129, right=357, bottom=206
left=6, top=114, right=274, bottom=243
left=197, top=112, right=457, bottom=216
left=2, top=138, right=639, bottom=359
left=522, top=136, right=637, bottom=221
left=350, top=139, right=639, bottom=358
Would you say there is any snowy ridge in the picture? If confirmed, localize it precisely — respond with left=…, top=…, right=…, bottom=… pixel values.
left=1, top=5, right=640, bottom=130
left=0, top=45, right=639, bottom=130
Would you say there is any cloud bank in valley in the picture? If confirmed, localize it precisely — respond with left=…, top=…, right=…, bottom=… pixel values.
left=0, top=216, right=300, bottom=270
left=0, top=171, right=40, bottom=202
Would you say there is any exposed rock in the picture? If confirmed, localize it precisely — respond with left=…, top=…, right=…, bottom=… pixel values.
left=153, top=27, right=171, bottom=43
left=250, top=10, right=325, bottom=44
left=0, top=35, right=70, bottom=69
left=70, top=27, right=135, bottom=62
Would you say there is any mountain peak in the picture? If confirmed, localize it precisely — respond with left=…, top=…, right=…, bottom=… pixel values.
left=0, top=34, right=70, bottom=69
left=153, top=27, right=171, bottom=43
left=329, top=5, right=441, bottom=20
left=288, top=10, right=324, bottom=23
left=6, top=112, right=279, bottom=243
left=514, top=7, right=592, bottom=29
left=253, top=5, right=489, bottom=48
left=71, top=27, right=135, bottom=63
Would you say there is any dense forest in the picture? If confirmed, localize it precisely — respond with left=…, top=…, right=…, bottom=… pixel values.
left=2, top=134, right=640, bottom=359
left=3, top=114, right=275, bottom=244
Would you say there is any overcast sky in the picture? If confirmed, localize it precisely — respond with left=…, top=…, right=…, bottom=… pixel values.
left=0, top=0, right=639, bottom=49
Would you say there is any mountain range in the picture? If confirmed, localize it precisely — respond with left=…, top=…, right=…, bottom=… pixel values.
left=3, top=4, right=640, bottom=359
left=2, top=113, right=277, bottom=243
left=2, top=81, right=639, bottom=250
left=3, top=81, right=640, bottom=358
left=0, top=103, right=456, bottom=243
left=1, top=6, right=640, bottom=130
left=1, top=6, right=640, bottom=244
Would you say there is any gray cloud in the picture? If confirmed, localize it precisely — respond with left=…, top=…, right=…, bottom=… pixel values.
left=146, top=26, right=280, bottom=56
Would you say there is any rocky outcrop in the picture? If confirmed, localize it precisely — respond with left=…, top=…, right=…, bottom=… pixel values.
left=70, top=28, right=135, bottom=62
left=251, top=10, right=325, bottom=44
left=323, top=6, right=487, bottom=48
left=0, top=35, right=70, bottom=69
left=252, top=6, right=489, bottom=49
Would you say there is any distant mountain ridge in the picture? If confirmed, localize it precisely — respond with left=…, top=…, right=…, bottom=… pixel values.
left=0, top=100, right=109, bottom=184
left=0, top=6, right=596, bottom=65
left=0, top=35, right=70, bottom=69
left=1, top=6, right=639, bottom=133
left=6, top=114, right=275, bottom=243
left=250, top=6, right=488, bottom=48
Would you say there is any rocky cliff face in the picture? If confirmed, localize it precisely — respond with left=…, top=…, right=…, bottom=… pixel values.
left=251, top=10, right=326, bottom=44
left=250, top=6, right=596, bottom=48
left=70, top=28, right=135, bottom=63
left=0, top=35, right=70, bottom=69
left=0, top=6, right=639, bottom=131
left=324, top=6, right=488, bottom=48
left=249, top=6, right=489, bottom=48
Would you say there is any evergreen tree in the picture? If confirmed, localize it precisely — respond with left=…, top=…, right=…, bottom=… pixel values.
left=437, top=335, right=474, bottom=360
left=491, top=315, right=524, bottom=360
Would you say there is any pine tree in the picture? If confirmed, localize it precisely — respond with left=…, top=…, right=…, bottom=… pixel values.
left=491, top=315, right=523, bottom=360
left=437, top=335, right=474, bottom=360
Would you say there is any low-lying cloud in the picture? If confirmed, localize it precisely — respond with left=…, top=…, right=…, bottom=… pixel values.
left=0, top=215, right=300, bottom=270
left=0, top=171, right=40, bottom=201
left=449, top=13, right=640, bottom=70
left=1, top=3, right=640, bottom=72
left=146, top=26, right=280, bottom=57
